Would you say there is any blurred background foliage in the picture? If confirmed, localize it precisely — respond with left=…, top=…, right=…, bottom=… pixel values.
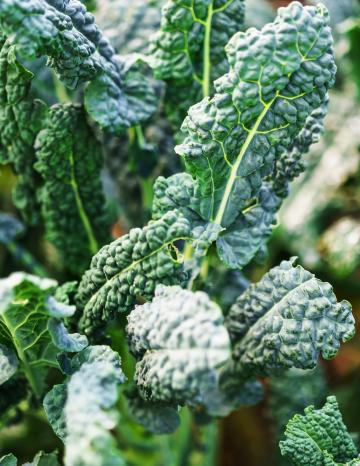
left=0, top=0, right=360, bottom=465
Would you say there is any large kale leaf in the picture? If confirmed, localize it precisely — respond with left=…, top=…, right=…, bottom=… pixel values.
left=35, top=103, right=111, bottom=276
left=76, top=211, right=191, bottom=337
left=173, top=2, right=336, bottom=267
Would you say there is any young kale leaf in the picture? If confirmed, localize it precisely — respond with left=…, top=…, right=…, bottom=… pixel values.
left=0, top=272, right=88, bottom=398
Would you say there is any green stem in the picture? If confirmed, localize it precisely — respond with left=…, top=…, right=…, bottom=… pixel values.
left=214, top=94, right=277, bottom=225
left=52, top=70, right=71, bottom=103
left=135, top=124, right=146, bottom=149
left=140, top=178, right=154, bottom=212
left=69, top=150, right=99, bottom=255
left=6, top=241, right=48, bottom=277
left=202, top=2, right=214, bottom=97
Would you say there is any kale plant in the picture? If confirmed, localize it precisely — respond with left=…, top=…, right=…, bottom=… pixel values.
left=0, top=1, right=358, bottom=465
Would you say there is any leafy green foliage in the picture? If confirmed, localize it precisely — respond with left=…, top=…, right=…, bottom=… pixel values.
left=44, top=345, right=126, bottom=466
left=35, top=103, right=111, bottom=276
left=0, top=0, right=356, bottom=464
left=174, top=2, right=336, bottom=268
left=149, top=0, right=245, bottom=126
left=225, top=258, right=355, bottom=377
left=126, top=284, right=230, bottom=409
left=0, top=272, right=88, bottom=398
left=279, top=396, right=359, bottom=466
left=0, top=0, right=156, bottom=133
left=0, top=35, right=47, bottom=223
left=76, top=210, right=191, bottom=337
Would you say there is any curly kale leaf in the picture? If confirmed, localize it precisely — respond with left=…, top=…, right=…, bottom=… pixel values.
left=149, top=0, right=245, bottom=126
left=225, top=258, right=355, bottom=377
left=279, top=396, right=359, bottom=466
left=126, top=284, right=231, bottom=409
left=0, top=272, right=88, bottom=398
left=44, top=345, right=126, bottom=466
left=0, top=0, right=156, bottom=133
left=174, top=3, right=336, bottom=267
left=35, top=103, right=111, bottom=276
left=76, top=211, right=191, bottom=337
left=0, top=36, right=47, bottom=223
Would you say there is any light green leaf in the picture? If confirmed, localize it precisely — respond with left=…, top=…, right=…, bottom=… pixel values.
left=76, top=210, right=191, bottom=337
left=226, top=258, right=355, bottom=377
left=279, top=396, right=359, bottom=466
left=126, top=285, right=231, bottom=408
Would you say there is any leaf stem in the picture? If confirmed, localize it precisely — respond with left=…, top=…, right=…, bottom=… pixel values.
left=68, top=149, right=99, bottom=255
left=202, top=2, right=214, bottom=97
left=214, top=94, right=278, bottom=225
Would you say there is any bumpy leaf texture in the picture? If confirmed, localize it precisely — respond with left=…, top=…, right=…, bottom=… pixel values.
left=280, top=396, right=359, bottom=466
left=76, top=210, right=191, bottom=337
left=0, top=36, right=47, bottom=223
left=35, top=103, right=111, bottom=276
left=174, top=2, right=336, bottom=267
left=149, top=0, right=245, bottom=127
left=44, top=345, right=126, bottom=466
left=0, top=0, right=156, bottom=133
left=0, top=272, right=88, bottom=397
left=126, top=284, right=231, bottom=409
left=225, top=258, right=355, bottom=377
